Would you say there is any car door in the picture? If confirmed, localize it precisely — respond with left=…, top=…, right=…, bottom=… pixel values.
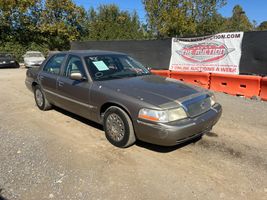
left=56, top=54, right=93, bottom=119
left=38, top=54, right=67, bottom=104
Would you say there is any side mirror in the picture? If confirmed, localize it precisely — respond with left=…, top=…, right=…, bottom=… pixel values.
left=70, top=72, right=85, bottom=81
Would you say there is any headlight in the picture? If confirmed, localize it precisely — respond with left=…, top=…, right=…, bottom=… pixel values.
left=138, top=107, right=187, bottom=123
left=210, top=94, right=216, bottom=106
left=168, top=108, right=187, bottom=121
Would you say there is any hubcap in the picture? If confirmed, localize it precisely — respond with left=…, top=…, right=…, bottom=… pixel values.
left=106, top=113, right=125, bottom=142
left=35, top=89, right=43, bottom=107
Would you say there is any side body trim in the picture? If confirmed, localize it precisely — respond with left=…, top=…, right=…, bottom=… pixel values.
left=43, top=89, right=96, bottom=109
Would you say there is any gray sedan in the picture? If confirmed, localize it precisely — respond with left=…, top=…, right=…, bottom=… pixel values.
left=25, top=50, right=222, bottom=148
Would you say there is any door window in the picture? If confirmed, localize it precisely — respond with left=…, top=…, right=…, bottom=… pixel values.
left=43, top=54, right=66, bottom=75
left=63, top=55, right=86, bottom=78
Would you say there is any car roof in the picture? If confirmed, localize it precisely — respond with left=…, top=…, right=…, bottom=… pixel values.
left=58, top=50, right=127, bottom=57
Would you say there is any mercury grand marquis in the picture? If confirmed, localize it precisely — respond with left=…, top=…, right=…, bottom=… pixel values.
left=25, top=50, right=222, bottom=148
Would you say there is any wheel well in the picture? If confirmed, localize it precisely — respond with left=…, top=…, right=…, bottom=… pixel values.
left=100, top=102, right=137, bottom=140
left=100, top=103, right=131, bottom=121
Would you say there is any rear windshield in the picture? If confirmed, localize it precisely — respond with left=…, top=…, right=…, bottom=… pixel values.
left=25, top=53, right=44, bottom=57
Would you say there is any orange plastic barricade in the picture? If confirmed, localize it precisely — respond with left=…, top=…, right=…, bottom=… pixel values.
left=150, top=70, right=170, bottom=78
left=260, top=77, right=267, bottom=101
left=210, top=74, right=261, bottom=98
left=170, top=71, right=210, bottom=89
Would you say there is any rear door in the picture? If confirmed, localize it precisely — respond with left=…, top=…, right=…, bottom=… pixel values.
left=56, top=54, right=93, bottom=119
left=38, top=54, right=66, bottom=104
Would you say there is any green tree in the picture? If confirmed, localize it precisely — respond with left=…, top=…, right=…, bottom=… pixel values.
left=226, top=5, right=253, bottom=32
left=257, top=21, right=267, bottom=31
left=193, top=0, right=227, bottom=35
left=0, top=0, right=41, bottom=42
left=143, top=0, right=226, bottom=38
left=40, top=0, right=86, bottom=49
left=0, top=0, right=148, bottom=60
left=0, top=0, right=47, bottom=60
left=83, top=4, right=145, bottom=40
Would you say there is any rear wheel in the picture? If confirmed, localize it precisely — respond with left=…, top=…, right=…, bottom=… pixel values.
left=103, top=106, right=136, bottom=148
left=34, top=85, right=52, bottom=111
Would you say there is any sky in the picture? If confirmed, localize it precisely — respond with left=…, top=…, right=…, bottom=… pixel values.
left=74, top=0, right=267, bottom=25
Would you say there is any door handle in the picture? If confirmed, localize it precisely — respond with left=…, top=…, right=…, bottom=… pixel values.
left=58, top=81, right=64, bottom=87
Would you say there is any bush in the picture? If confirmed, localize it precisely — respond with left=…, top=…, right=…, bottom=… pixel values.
left=0, top=42, right=25, bottom=62
left=0, top=42, right=50, bottom=62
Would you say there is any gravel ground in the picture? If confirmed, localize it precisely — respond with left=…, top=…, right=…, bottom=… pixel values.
left=0, top=68, right=266, bottom=200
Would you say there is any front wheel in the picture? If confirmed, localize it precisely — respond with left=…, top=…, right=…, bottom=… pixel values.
left=103, top=106, right=136, bottom=148
left=34, top=85, right=52, bottom=111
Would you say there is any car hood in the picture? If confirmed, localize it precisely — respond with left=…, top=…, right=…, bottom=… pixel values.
left=98, top=75, right=208, bottom=109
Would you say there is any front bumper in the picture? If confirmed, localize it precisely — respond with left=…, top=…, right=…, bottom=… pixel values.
left=134, top=103, right=222, bottom=146
left=25, top=62, right=42, bottom=68
left=0, top=62, right=19, bottom=68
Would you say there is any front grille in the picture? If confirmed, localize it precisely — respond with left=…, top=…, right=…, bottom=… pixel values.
left=182, top=95, right=211, bottom=117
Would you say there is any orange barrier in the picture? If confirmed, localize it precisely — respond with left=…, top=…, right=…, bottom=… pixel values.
left=260, top=77, right=267, bottom=101
left=170, top=71, right=210, bottom=89
left=150, top=70, right=170, bottom=78
left=210, top=74, right=261, bottom=98
left=151, top=70, right=265, bottom=100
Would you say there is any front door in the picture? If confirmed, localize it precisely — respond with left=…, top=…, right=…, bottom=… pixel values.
left=56, top=55, right=92, bottom=119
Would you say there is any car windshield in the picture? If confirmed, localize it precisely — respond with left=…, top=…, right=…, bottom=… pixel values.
left=25, top=53, right=43, bottom=57
left=0, top=53, right=12, bottom=58
left=85, top=55, right=151, bottom=81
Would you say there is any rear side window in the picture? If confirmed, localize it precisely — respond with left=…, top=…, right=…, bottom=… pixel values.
left=43, top=54, right=66, bottom=75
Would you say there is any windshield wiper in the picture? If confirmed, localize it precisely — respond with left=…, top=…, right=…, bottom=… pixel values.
left=95, top=71, right=151, bottom=81
left=96, top=73, right=137, bottom=80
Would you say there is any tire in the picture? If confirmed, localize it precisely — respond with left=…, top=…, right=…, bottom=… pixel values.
left=34, top=85, right=52, bottom=111
left=103, top=106, right=136, bottom=148
left=15, top=62, right=20, bottom=68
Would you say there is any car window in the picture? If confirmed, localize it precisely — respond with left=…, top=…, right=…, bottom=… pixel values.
left=25, top=53, right=44, bottom=57
left=63, top=55, right=86, bottom=78
left=43, top=54, right=66, bottom=75
left=0, top=53, right=12, bottom=59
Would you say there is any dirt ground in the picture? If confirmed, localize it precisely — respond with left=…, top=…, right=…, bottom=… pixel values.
left=0, top=68, right=266, bottom=200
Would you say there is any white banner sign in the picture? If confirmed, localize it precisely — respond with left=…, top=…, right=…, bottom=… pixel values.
left=169, top=32, right=244, bottom=74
